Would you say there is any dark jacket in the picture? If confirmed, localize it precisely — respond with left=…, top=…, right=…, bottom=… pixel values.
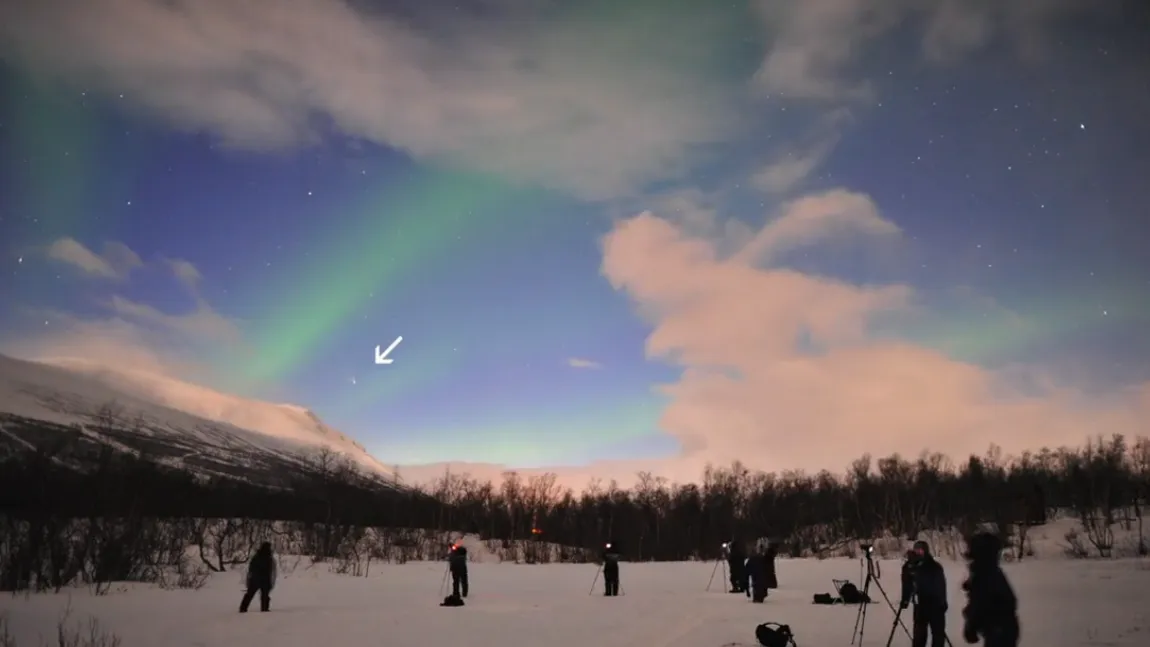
left=246, top=543, right=277, bottom=590
left=744, top=552, right=767, bottom=594
left=726, top=541, right=746, bottom=565
left=901, top=556, right=947, bottom=611
left=963, top=534, right=1020, bottom=645
left=763, top=544, right=779, bottom=589
left=601, top=547, right=621, bottom=573
left=448, top=545, right=468, bottom=573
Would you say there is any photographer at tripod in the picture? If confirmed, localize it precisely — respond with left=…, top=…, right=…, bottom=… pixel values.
left=900, top=541, right=948, bottom=647
left=726, top=539, right=747, bottom=593
left=850, top=545, right=910, bottom=646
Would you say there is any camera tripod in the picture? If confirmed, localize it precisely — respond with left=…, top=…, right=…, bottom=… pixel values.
left=849, top=552, right=910, bottom=646
left=705, top=555, right=729, bottom=592
left=588, top=563, right=625, bottom=596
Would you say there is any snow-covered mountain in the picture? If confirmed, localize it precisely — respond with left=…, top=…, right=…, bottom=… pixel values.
left=0, top=354, right=396, bottom=484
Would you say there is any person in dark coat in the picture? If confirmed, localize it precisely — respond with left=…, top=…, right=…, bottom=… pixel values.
left=726, top=539, right=746, bottom=593
left=239, top=542, right=277, bottom=613
left=448, top=542, right=469, bottom=598
left=900, top=540, right=948, bottom=647
left=601, top=542, right=621, bottom=596
left=744, top=543, right=769, bottom=603
left=962, top=533, right=1020, bottom=647
left=763, top=540, right=779, bottom=590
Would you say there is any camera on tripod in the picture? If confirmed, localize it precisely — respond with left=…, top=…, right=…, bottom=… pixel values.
left=860, top=544, right=874, bottom=557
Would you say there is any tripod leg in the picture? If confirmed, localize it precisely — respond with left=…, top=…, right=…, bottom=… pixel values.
left=589, top=565, right=602, bottom=595
left=870, top=576, right=913, bottom=640
left=439, top=566, right=449, bottom=597
left=883, top=604, right=904, bottom=647
left=706, top=560, right=720, bottom=591
left=850, top=574, right=870, bottom=645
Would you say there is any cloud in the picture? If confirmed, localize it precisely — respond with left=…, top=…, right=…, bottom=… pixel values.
left=0, top=0, right=748, bottom=200
left=163, top=258, right=202, bottom=292
left=732, top=189, right=901, bottom=265
left=0, top=1, right=1101, bottom=201
left=4, top=246, right=243, bottom=386
left=589, top=194, right=1150, bottom=481
left=567, top=358, right=603, bottom=370
left=750, top=0, right=1097, bottom=102
left=45, top=238, right=141, bottom=279
left=751, top=108, right=852, bottom=196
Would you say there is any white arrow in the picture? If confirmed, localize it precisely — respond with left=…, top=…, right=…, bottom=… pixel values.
left=374, top=336, right=403, bottom=365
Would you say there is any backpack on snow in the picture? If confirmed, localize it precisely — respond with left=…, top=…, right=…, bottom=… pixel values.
left=838, top=581, right=870, bottom=604
left=755, top=622, right=796, bottom=647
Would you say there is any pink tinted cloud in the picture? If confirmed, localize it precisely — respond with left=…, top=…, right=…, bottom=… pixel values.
left=596, top=189, right=1150, bottom=478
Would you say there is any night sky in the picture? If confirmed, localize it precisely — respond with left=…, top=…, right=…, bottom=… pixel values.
left=1, top=0, right=1148, bottom=486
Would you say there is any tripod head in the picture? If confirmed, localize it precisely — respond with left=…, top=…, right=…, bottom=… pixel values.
left=859, top=544, right=880, bottom=579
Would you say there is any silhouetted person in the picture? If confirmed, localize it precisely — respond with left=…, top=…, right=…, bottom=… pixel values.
left=239, top=542, right=276, bottom=613
left=962, top=533, right=1019, bottom=647
left=900, top=540, right=948, bottom=647
left=763, top=540, right=779, bottom=591
left=602, top=542, right=621, bottom=596
left=449, top=543, right=469, bottom=598
left=726, top=540, right=746, bottom=593
left=744, top=543, right=769, bottom=603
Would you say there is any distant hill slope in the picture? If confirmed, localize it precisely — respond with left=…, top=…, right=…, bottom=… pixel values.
left=0, top=354, right=397, bottom=487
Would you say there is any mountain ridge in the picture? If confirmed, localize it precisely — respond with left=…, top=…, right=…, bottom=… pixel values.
left=0, top=353, right=396, bottom=484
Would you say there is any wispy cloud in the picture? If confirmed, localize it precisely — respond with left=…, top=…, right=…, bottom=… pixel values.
left=567, top=358, right=603, bottom=370
left=6, top=241, right=243, bottom=385
left=45, top=238, right=141, bottom=280
left=0, top=1, right=1097, bottom=201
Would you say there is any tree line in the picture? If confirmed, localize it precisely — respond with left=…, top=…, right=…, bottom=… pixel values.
left=2, top=419, right=1148, bottom=593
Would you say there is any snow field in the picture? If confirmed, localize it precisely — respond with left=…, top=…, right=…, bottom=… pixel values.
left=2, top=557, right=1147, bottom=647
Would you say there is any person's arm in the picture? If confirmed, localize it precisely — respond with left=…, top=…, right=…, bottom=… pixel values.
left=899, top=565, right=914, bottom=607
left=962, top=573, right=985, bottom=639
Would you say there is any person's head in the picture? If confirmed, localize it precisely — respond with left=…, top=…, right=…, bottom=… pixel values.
left=911, top=540, right=931, bottom=561
left=965, top=532, right=1002, bottom=566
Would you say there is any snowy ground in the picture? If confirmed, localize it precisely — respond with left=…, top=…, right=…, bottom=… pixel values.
left=2, top=558, right=1147, bottom=647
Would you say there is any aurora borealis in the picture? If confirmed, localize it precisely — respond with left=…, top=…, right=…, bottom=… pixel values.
left=2, top=0, right=1148, bottom=485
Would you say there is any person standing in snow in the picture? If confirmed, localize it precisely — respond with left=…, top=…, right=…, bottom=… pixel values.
left=448, top=542, right=469, bottom=598
left=962, top=533, right=1019, bottom=647
left=900, top=540, right=948, bottom=647
left=762, top=539, right=779, bottom=591
left=744, top=541, right=773, bottom=603
left=601, top=541, right=621, bottom=596
left=239, top=542, right=277, bottom=613
left=725, top=539, right=746, bottom=593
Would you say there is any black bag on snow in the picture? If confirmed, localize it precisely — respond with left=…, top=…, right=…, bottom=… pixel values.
left=755, top=622, right=796, bottom=647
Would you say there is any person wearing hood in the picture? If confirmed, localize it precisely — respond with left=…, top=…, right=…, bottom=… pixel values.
left=240, top=542, right=277, bottom=613
left=962, top=533, right=1019, bottom=647
left=448, top=541, right=469, bottom=598
left=726, top=539, right=746, bottom=593
left=744, top=542, right=770, bottom=603
left=763, top=540, right=779, bottom=591
left=601, top=541, right=622, bottom=596
left=900, top=540, right=948, bottom=647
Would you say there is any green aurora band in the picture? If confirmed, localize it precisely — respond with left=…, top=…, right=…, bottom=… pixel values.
left=3, top=76, right=141, bottom=239
left=241, top=168, right=535, bottom=383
